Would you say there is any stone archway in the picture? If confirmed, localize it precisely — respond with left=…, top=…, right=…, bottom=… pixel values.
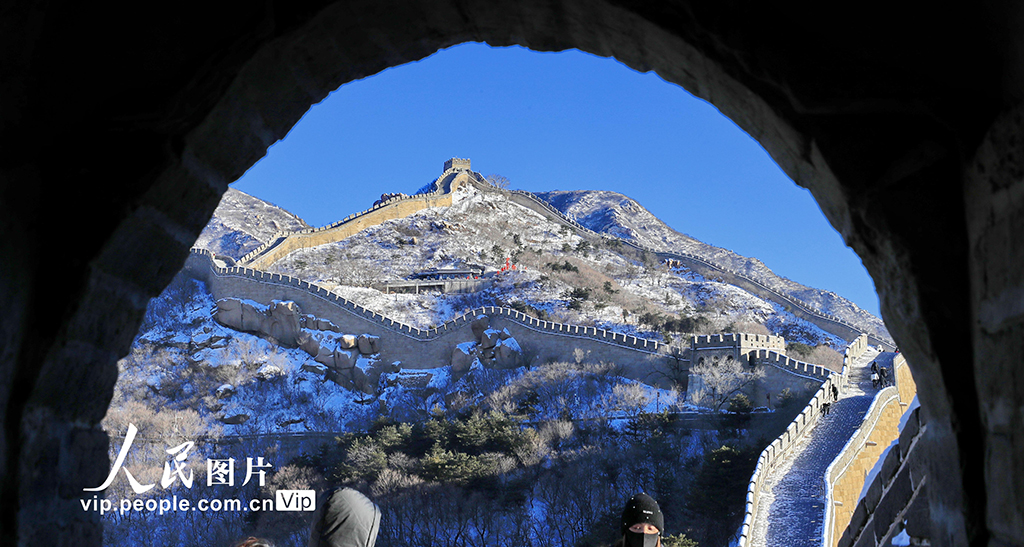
left=3, top=2, right=1022, bottom=545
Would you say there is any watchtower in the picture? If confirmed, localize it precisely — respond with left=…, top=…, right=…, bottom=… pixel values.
left=691, top=333, right=786, bottom=366
left=443, top=157, right=471, bottom=172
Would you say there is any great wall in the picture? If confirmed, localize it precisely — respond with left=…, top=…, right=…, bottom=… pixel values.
left=187, top=248, right=845, bottom=405
left=185, top=159, right=917, bottom=545
left=227, top=158, right=892, bottom=351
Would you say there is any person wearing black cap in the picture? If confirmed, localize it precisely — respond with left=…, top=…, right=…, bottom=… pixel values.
left=617, top=493, right=664, bottom=547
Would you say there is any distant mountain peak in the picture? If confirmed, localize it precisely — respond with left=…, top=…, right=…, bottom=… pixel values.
left=534, top=189, right=889, bottom=341
left=193, top=188, right=310, bottom=259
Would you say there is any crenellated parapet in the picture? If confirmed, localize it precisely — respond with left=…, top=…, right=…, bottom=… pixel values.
left=186, top=249, right=666, bottom=355
left=692, top=332, right=787, bottom=366
left=443, top=157, right=471, bottom=172
left=746, top=349, right=835, bottom=381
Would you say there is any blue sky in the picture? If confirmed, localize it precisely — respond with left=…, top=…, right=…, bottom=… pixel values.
left=233, top=43, right=881, bottom=317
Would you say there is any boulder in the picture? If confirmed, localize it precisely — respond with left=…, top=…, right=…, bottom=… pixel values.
left=471, top=315, right=489, bottom=341
left=325, top=369, right=356, bottom=391
left=267, top=300, right=302, bottom=346
left=256, top=364, right=283, bottom=380
left=451, top=344, right=475, bottom=376
left=191, top=332, right=228, bottom=351
left=349, top=364, right=374, bottom=394
left=332, top=348, right=357, bottom=370
left=339, top=334, right=358, bottom=349
left=494, top=337, right=523, bottom=369
left=215, top=384, right=235, bottom=399
left=357, top=334, right=381, bottom=354
left=314, top=346, right=335, bottom=367
left=239, top=300, right=265, bottom=332
left=214, top=299, right=243, bottom=330
left=296, top=330, right=320, bottom=356
left=301, top=362, right=328, bottom=376
left=220, top=413, right=250, bottom=425
left=309, top=317, right=340, bottom=332
left=481, top=329, right=502, bottom=349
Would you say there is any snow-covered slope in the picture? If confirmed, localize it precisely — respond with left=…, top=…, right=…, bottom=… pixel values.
left=193, top=188, right=310, bottom=259
left=259, top=184, right=844, bottom=348
left=535, top=190, right=889, bottom=341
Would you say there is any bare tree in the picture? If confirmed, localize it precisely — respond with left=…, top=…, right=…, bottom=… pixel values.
left=485, top=174, right=511, bottom=189
left=609, top=382, right=651, bottom=418
left=689, top=356, right=764, bottom=411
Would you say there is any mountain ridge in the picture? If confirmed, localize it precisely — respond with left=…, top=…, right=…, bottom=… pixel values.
left=535, top=189, right=889, bottom=341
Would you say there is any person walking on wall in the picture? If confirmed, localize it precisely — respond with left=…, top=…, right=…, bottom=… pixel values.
left=615, top=493, right=664, bottom=547
left=831, top=383, right=839, bottom=402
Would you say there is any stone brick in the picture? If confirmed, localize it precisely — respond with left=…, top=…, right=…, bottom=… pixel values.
left=880, top=443, right=901, bottom=487
left=904, top=483, right=930, bottom=540
left=850, top=498, right=869, bottom=537
left=852, top=522, right=876, bottom=547
left=865, top=475, right=883, bottom=513
left=898, top=409, right=919, bottom=459
left=873, top=460, right=913, bottom=541
left=904, top=437, right=929, bottom=490
left=470, top=315, right=489, bottom=340
left=838, top=526, right=854, bottom=547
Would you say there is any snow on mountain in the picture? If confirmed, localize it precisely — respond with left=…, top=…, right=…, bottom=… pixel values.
left=535, top=189, right=889, bottom=340
left=114, top=180, right=865, bottom=438
left=263, top=184, right=843, bottom=348
left=193, top=188, right=310, bottom=259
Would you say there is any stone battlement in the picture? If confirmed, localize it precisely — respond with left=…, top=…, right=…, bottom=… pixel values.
left=693, top=333, right=786, bottom=351
left=443, top=157, right=471, bottom=172
left=186, top=249, right=666, bottom=358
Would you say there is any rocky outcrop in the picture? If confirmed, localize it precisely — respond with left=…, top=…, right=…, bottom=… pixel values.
left=214, top=297, right=393, bottom=393
left=451, top=343, right=476, bottom=376
left=448, top=315, right=523, bottom=379
left=215, top=298, right=303, bottom=346
left=357, top=334, right=381, bottom=355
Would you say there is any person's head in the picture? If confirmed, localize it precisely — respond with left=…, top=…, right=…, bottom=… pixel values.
left=620, top=493, right=663, bottom=547
left=309, top=487, right=381, bottom=547
left=234, top=538, right=274, bottom=547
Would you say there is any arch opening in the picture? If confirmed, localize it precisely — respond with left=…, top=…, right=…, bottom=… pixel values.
left=6, top=3, right=1006, bottom=546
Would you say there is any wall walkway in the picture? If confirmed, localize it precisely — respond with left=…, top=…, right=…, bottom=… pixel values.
left=823, top=352, right=917, bottom=547
left=746, top=345, right=879, bottom=546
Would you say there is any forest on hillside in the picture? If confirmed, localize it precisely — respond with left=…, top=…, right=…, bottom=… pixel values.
left=101, top=401, right=811, bottom=547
